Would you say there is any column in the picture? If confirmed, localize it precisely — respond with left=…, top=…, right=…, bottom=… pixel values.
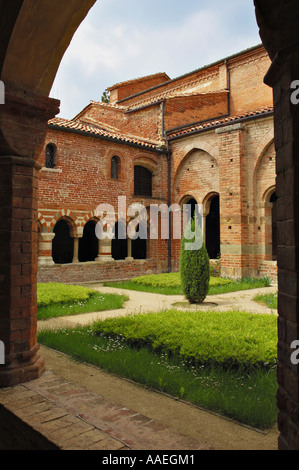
left=0, top=82, right=59, bottom=387
left=38, top=232, right=55, bottom=267
left=126, top=238, right=133, bottom=261
left=265, top=45, right=299, bottom=450
left=96, top=238, right=114, bottom=262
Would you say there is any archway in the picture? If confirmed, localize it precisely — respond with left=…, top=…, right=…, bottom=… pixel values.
left=205, top=195, right=221, bottom=259
left=52, top=219, right=74, bottom=264
left=79, top=220, right=98, bottom=262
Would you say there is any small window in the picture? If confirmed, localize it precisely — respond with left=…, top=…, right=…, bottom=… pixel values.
left=45, top=143, right=57, bottom=169
left=111, top=156, right=120, bottom=179
left=134, top=165, right=152, bottom=196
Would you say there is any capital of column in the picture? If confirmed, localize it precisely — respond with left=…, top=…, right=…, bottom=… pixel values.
left=0, top=81, right=60, bottom=159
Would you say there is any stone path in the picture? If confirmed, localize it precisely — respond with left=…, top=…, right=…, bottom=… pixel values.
left=37, top=284, right=278, bottom=331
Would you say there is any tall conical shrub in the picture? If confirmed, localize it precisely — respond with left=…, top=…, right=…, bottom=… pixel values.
left=180, top=215, right=210, bottom=304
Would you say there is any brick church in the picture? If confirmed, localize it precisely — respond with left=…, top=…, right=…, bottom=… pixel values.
left=37, top=43, right=276, bottom=284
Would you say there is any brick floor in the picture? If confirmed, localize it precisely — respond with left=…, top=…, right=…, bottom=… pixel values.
left=0, top=371, right=211, bottom=450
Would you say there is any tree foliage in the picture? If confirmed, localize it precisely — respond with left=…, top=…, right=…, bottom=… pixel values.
left=180, top=215, right=210, bottom=303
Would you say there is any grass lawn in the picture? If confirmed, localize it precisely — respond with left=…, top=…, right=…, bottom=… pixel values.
left=37, top=283, right=128, bottom=320
left=104, top=272, right=271, bottom=296
left=254, top=292, right=277, bottom=310
left=38, top=309, right=278, bottom=429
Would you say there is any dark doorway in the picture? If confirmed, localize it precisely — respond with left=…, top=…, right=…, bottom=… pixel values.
left=206, top=195, right=220, bottom=259
left=112, top=221, right=128, bottom=260
left=52, top=219, right=74, bottom=264
left=132, top=224, right=147, bottom=260
left=270, top=191, right=278, bottom=261
left=79, top=220, right=98, bottom=262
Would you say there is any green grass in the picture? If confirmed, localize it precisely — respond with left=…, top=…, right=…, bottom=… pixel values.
left=38, top=309, right=278, bottom=429
left=254, top=292, right=278, bottom=310
left=104, top=273, right=271, bottom=296
left=37, top=283, right=128, bottom=320
left=93, top=309, right=277, bottom=369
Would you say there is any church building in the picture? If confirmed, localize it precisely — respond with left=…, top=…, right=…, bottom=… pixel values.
left=37, top=43, right=276, bottom=284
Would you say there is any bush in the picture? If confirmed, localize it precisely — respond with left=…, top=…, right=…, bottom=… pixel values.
left=37, top=282, right=95, bottom=307
left=93, top=309, right=278, bottom=370
left=180, top=216, right=210, bottom=303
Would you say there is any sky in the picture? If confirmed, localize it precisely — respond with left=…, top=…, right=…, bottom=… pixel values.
left=50, top=0, right=261, bottom=120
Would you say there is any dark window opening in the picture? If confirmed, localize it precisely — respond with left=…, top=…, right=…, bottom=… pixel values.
left=111, top=156, right=119, bottom=179
left=270, top=191, right=278, bottom=261
left=52, top=220, right=74, bottom=264
left=112, top=222, right=128, bottom=260
left=134, top=166, right=152, bottom=197
left=185, top=198, right=197, bottom=221
left=46, top=143, right=57, bottom=169
left=79, top=221, right=98, bottom=262
left=206, top=195, right=221, bottom=259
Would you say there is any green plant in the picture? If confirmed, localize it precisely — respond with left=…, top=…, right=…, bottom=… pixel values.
left=180, top=216, right=210, bottom=303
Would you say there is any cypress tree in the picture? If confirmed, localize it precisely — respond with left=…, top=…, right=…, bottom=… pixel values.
left=180, top=214, right=210, bottom=303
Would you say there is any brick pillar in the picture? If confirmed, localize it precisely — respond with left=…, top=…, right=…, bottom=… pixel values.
left=216, top=123, right=252, bottom=278
left=265, top=45, right=299, bottom=450
left=0, top=82, right=59, bottom=387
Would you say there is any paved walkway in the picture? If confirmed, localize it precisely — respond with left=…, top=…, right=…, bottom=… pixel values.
left=38, top=284, right=278, bottom=331
left=33, top=284, right=279, bottom=450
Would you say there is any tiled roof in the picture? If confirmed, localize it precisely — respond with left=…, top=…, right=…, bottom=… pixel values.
left=48, top=117, right=163, bottom=150
left=107, top=73, right=170, bottom=91
left=166, top=106, right=274, bottom=139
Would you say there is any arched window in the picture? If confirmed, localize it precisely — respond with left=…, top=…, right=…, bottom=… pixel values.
left=45, top=143, right=57, bottom=169
left=134, top=165, right=152, bottom=196
left=111, top=156, right=120, bottom=179
left=132, top=224, right=147, bottom=260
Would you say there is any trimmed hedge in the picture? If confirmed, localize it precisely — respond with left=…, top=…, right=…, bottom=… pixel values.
left=93, top=309, right=277, bottom=370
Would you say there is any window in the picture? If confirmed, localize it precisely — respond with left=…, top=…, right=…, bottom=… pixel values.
left=111, top=156, right=120, bottom=179
left=45, top=143, right=57, bottom=169
left=134, top=165, right=152, bottom=196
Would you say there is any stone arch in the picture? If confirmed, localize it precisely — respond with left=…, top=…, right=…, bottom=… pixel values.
left=49, top=210, right=78, bottom=237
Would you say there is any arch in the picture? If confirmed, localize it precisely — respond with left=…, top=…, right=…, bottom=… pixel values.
left=253, top=136, right=275, bottom=179
left=49, top=210, right=78, bottom=236
left=1, top=0, right=97, bottom=96
left=79, top=219, right=99, bottom=262
left=52, top=218, right=74, bottom=264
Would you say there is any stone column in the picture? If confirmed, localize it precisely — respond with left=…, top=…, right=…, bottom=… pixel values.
left=96, top=238, right=114, bottom=262
left=265, top=44, right=299, bottom=450
left=0, top=82, right=59, bottom=387
left=72, top=227, right=83, bottom=264
left=126, top=238, right=133, bottom=261
left=38, top=233, right=55, bottom=267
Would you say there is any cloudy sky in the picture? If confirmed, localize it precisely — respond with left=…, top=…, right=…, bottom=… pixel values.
left=50, top=0, right=261, bottom=119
